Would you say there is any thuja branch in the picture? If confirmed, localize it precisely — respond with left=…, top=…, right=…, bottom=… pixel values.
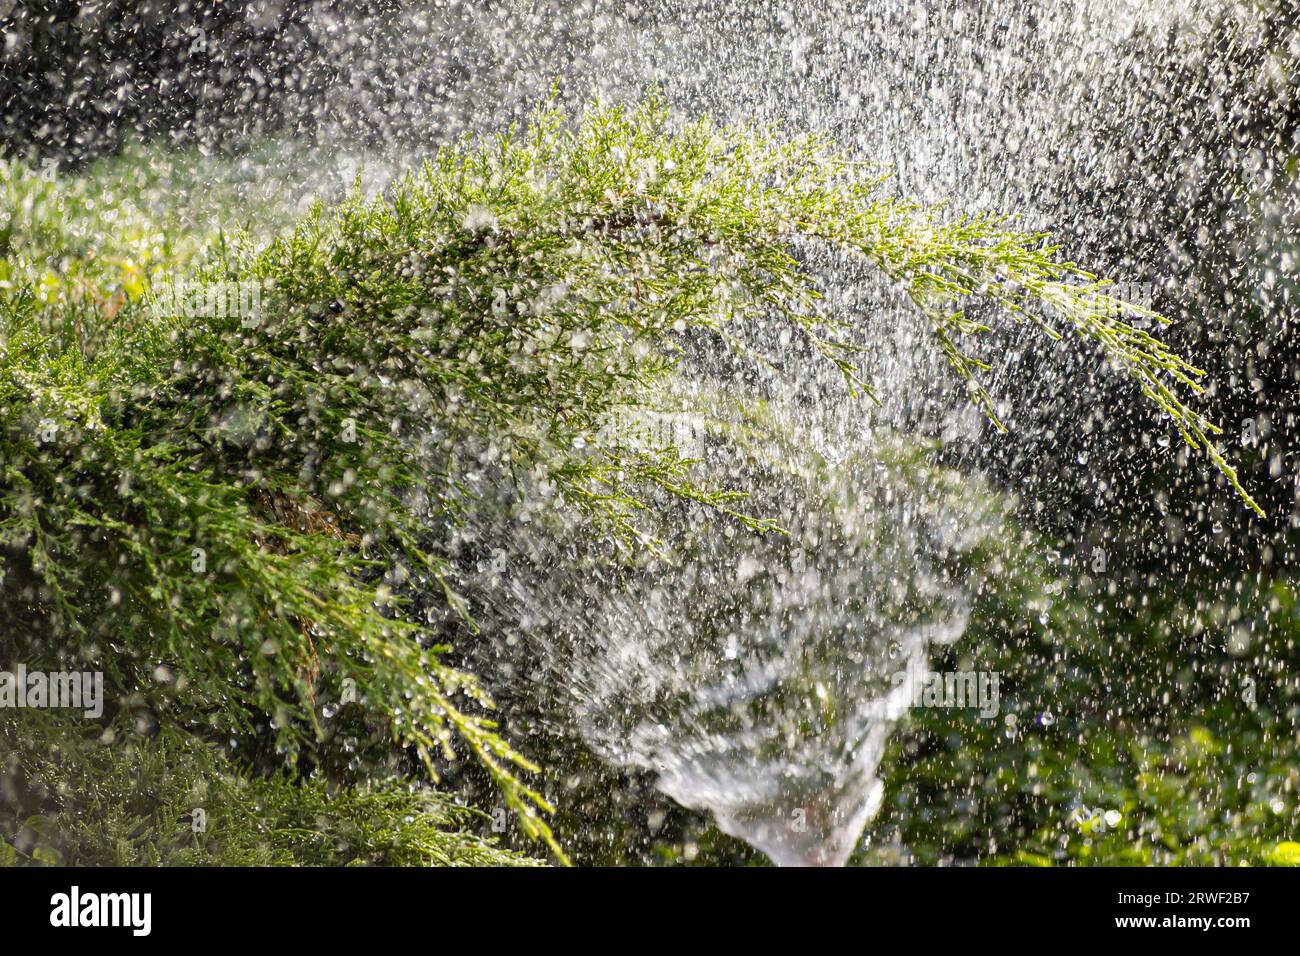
left=1, top=89, right=1261, bottom=866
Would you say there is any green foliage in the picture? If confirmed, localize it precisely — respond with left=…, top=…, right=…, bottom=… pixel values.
left=0, top=711, right=534, bottom=867
left=0, top=91, right=1259, bottom=864
left=860, top=553, right=1300, bottom=866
